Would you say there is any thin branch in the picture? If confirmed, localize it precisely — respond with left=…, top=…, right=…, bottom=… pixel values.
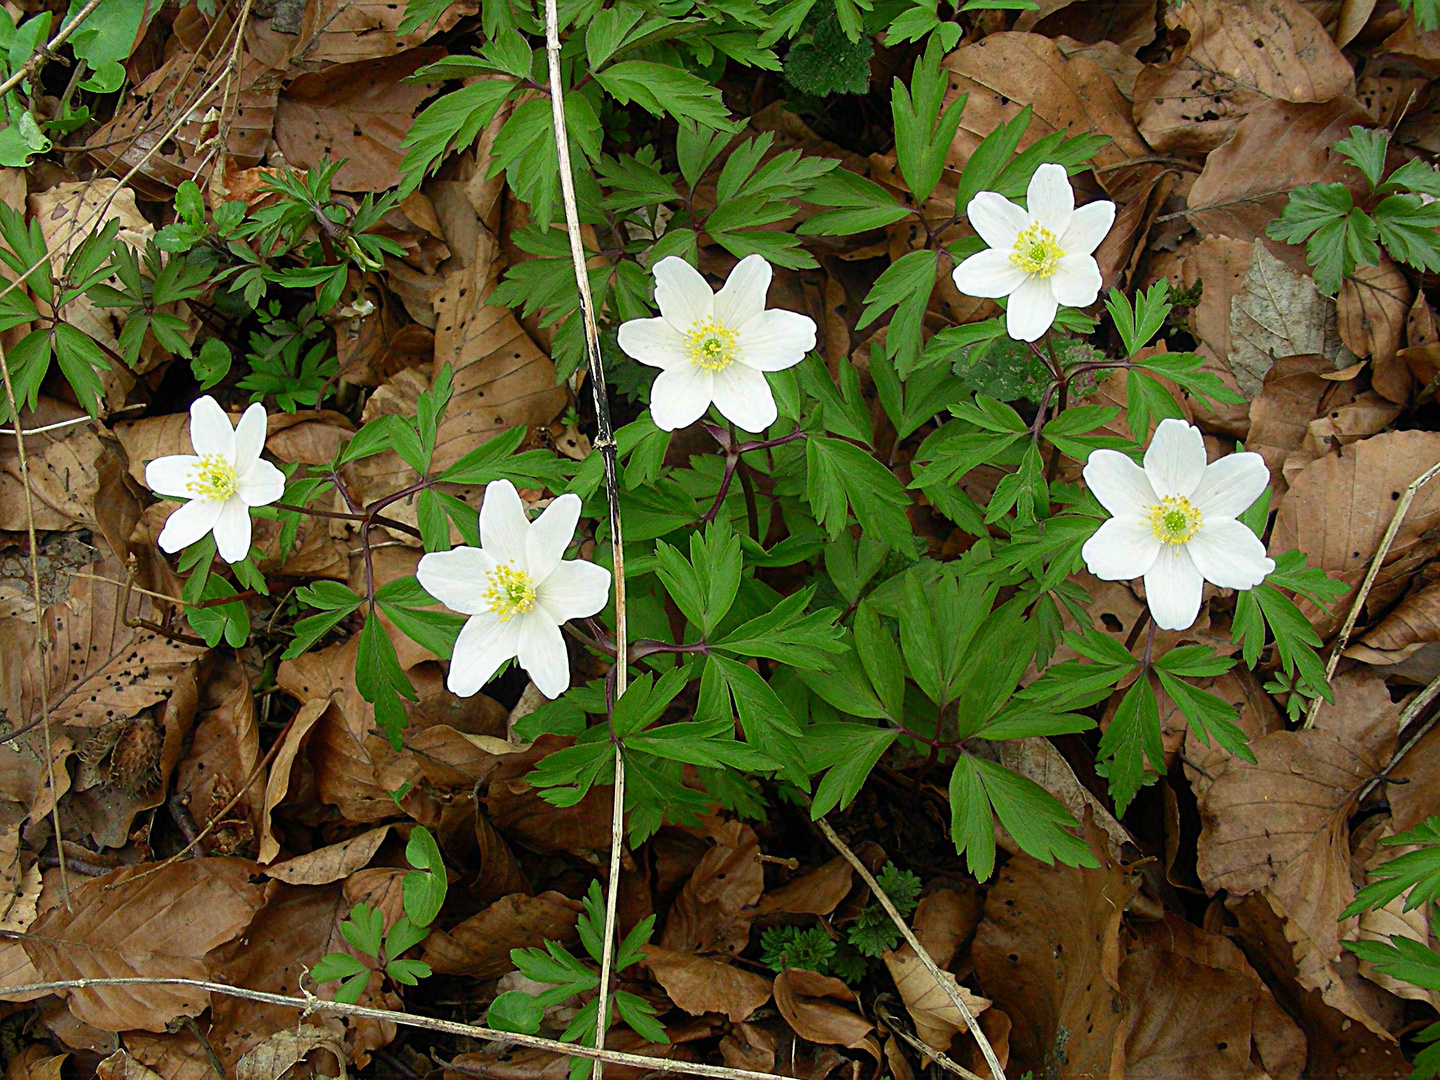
left=1305, top=458, right=1440, bottom=728
left=0, top=971, right=788, bottom=1080
left=814, top=816, right=1006, bottom=1080
left=543, top=7, right=629, bottom=1077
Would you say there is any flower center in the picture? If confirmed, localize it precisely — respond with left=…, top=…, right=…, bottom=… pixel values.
left=187, top=454, right=239, bottom=501
left=1147, top=495, right=1203, bottom=545
left=484, top=562, right=537, bottom=621
left=1009, top=223, right=1065, bottom=278
left=685, top=318, right=738, bottom=372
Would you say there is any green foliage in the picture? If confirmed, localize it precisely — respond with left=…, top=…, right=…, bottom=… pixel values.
left=761, top=925, right=838, bottom=972
left=847, top=864, right=921, bottom=956
left=783, top=12, right=873, bottom=96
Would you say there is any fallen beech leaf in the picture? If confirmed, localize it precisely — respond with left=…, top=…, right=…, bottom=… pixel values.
left=1246, top=354, right=1347, bottom=493
left=22, top=859, right=265, bottom=1032
left=424, top=891, right=582, bottom=978
left=1195, top=669, right=1398, bottom=1036
left=719, top=1021, right=778, bottom=1073
left=882, top=945, right=990, bottom=1052
left=1182, top=668, right=1285, bottom=802
left=1134, top=0, right=1352, bottom=152
left=658, top=820, right=764, bottom=956
left=996, top=737, right=1131, bottom=860
left=121, top=1032, right=216, bottom=1080
left=1338, top=255, right=1411, bottom=368
left=756, top=857, right=853, bottom=916
left=773, top=968, right=875, bottom=1048
left=911, top=888, right=983, bottom=968
left=173, top=659, right=262, bottom=858
left=94, top=1049, right=163, bottom=1080
left=1018, top=0, right=1156, bottom=54
left=1389, top=720, right=1440, bottom=833
left=1187, top=97, right=1374, bottom=252
left=257, top=698, right=332, bottom=864
left=0, top=425, right=105, bottom=530
left=265, top=826, right=393, bottom=885
left=642, top=945, right=772, bottom=1022
left=972, top=855, right=1137, bottom=1079
left=235, top=1022, right=347, bottom=1080
left=1228, top=245, right=1355, bottom=398
left=485, top=736, right=613, bottom=852
left=1356, top=833, right=1438, bottom=1006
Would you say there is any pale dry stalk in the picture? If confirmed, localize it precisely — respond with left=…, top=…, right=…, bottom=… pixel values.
left=542, top=5, right=629, bottom=1077
left=815, top=816, right=1007, bottom=1080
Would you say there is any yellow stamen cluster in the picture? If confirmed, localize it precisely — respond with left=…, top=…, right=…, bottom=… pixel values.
left=1147, top=495, right=1203, bottom=545
left=1009, top=222, right=1065, bottom=279
left=685, top=318, right=739, bottom=372
left=485, top=562, right=537, bottom=621
left=187, top=454, right=239, bottom=501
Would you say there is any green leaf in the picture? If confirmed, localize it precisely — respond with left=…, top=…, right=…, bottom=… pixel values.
left=399, top=79, right=515, bottom=195
left=1372, top=193, right=1440, bottom=276
left=1334, top=125, right=1390, bottom=191
left=783, top=12, right=873, bottom=96
left=1097, top=676, right=1163, bottom=815
left=799, top=166, right=911, bottom=236
left=808, top=724, right=900, bottom=817
left=805, top=436, right=913, bottom=550
left=1345, top=937, right=1440, bottom=992
left=596, top=61, right=731, bottom=130
left=890, top=37, right=966, bottom=204
left=488, top=990, right=545, bottom=1035
left=1344, top=816, right=1440, bottom=916
left=403, top=825, right=447, bottom=928
left=385, top=958, right=432, bottom=985
left=340, top=903, right=384, bottom=957
left=715, top=590, right=846, bottom=669
left=654, top=524, right=742, bottom=636
left=857, top=249, right=937, bottom=374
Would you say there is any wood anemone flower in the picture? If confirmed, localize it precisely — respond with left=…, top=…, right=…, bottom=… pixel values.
left=144, top=396, right=286, bottom=564
left=617, top=254, right=816, bottom=433
left=416, top=480, right=611, bottom=699
left=1081, top=419, right=1275, bottom=631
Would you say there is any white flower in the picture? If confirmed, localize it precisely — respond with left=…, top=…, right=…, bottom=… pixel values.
left=617, top=254, right=816, bottom=433
left=952, top=163, right=1116, bottom=342
left=1081, top=419, right=1275, bottom=632
left=416, top=480, right=611, bottom=700
left=144, top=396, right=286, bottom=564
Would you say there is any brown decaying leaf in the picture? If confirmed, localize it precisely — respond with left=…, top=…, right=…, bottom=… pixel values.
left=1246, top=354, right=1348, bottom=496
left=755, top=857, right=853, bottom=916
left=172, top=658, right=262, bottom=857
left=1337, top=255, right=1411, bottom=369
left=423, top=891, right=582, bottom=978
left=235, top=1021, right=347, bottom=1080
left=972, top=855, right=1137, bottom=1079
left=0, top=422, right=104, bottom=531
left=773, top=968, right=875, bottom=1049
left=94, top=1049, right=164, bottom=1080
left=658, top=820, right=764, bottom=956
left=265, top=826, right=392, bottom=885
left=22, top=859, right=264, bottom=1032
left=882, top=945, right=990, bottom=1052
left=257, top=698, right=332, bottom=864
left=1133, top=0, right=1352, bottom=152
left=1195, top=669, right=1398, bottom=1036
left=641, top=945, right=773, bottom=1022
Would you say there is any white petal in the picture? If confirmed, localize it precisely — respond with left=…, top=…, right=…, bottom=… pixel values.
left=189, top=395, right=235, bottom=459
left=1186, top=518, right=1275, bottom=591
left=1082, top=517, right=1161, bottom=581
left=232, top=401, right=269, bottom=469
left=1048, top=254, right=1102, bottom=308
left=713, top=254, right=771, bottom=328
left=537, top=559, right=612, bottom=624
left=1083, top=449, right=1158, bottom=518
left=1005, top=275, right=1058, bottom=342
left=734, top=309, right=815, bottom=371
left=649, top=364, right=714, bottom=431
left=516, top=610, right=570, bottom=699
left=1059, top=200, right=1116, bottom=258
left=448, top=614, right=520, bottom=698
left=618, top=316, right=688, bottom=371
left=479, top=479, right=528, bottom=566
left=157, top=498, right=221, bottom=554
left=652, top=256, right=715, bottom=331
left=237, top=458, right=285, bottom=507
left=145, top=455, right=201, bottom=498
left=952, top=248, right=1027, bottom=299
left=1190, top=452, right=1270, bottom=520
left=212, top=497, right=253, bottom=563
left=1027, top=163, right=1074, bottom=236
left=710, top=363, right=777, bottom=433
left=1143, top=419, right=1207, bottom=499
left=1144, top=545, right=1205, bottom=631
left=526, top=493, right=582, bottom=582
left=417, top=545, right=500, bottom=616
left=966, top=191, right=1028, bottom=250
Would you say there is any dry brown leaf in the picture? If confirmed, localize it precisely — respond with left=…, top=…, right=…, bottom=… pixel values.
left=1247, top=354, right=1348, bottom=494
left=1018, top=0, right=1156, bottom=54
left=172, top=658, right=261, bottom=858
left=1388, top=719, right=1440, bottom=833
left=658, top=819, right=764, bottom=956
left=1338, top=255, right=1410, bottom=369
left=1228, top=244, right=1355, bottom=398
left=122, top=1032, right=217, bottom=1080
left=641, top=945, right=773, bottom=1022
left=755, top=857, right=853, bottom=916
left=485, top=735, right=613, bottom=851
left=972, top=855, right=1137, bottom=1080
left=273, top=49, right=443, bottom=192
left=235, top=1022, right=347, bottom=1080
left=1355, top=832, right=1438, bottom=1006
left=431, top=233, right=569, bottom=473
left=252, top=0, right=476, bottom=68
left=882, top=945, right=990, bottom=1052
left=6, top=1051, right=65, bottom=1080
left=996, top=737, right=1131, bottom=860
left=93, top=1049, right=163, bottom=1080
left=423, top=891, right=582, bottom=978
left=1195, top=669, right=1398, bottom=1036
left=257, top=698, right=332, bottom=864
left=0, top=424, right=105, bottom=531
left=911, top=888, right=983, bottom=968
left=1187, top=97, right=1374, bottom=252
left=1270, top=429, right=1440, bottom=634
left=1182, top=667, right=1285, bottom=801
left=266, top=826, right=393, bottom=885
left=773, top=968, right=875, bottom=1048
left=1133, top=0, right=1352, bottom=152
left=1351, top=565, right=1440, bottom=665
left=23, top=859, right=264, bottom=1032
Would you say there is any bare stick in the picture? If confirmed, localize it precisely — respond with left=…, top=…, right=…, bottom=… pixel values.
left=0, top=0, right=107, bottom=101
left=0, top=973, right=781, bottom=1080
left=814, top=817, right=1006, bottom=1080
left=542, top=6, right=628, bottom=1076
left=1305, top=458, right=1440, bottom=728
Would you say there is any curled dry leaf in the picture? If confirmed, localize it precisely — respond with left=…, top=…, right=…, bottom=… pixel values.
left=882, top=945, right=990, bottom=1052
left=1195, top=669, right=1398, bottom=1037
left=264, top=826, right=393, bottom=885
left=658, top=819, right=764, bottom=957
left=423, top=891, right=582, bottom=978
left=1133, top=0, right=1352, bottom=152
left=641, top=945, right=773, bottom=1023
left=1247, top=354, right=1349, bottom=494
left=972, top=854, right=1138, bottom=1079
left=22, top=859, right=265, bottom=1032
left=773, top=968, right=875, bottom=1049
left=1338, top=255, right=1411, bottom=371
left=94, top=1049, right=164, bottom=1080
left=755, top=857, right=853, bottom=916
left=235, top=1022, right=347, bottom=1080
